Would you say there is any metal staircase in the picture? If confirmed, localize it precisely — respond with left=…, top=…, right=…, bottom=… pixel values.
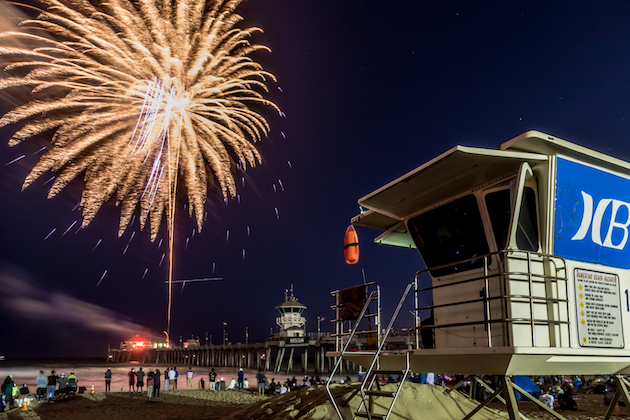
left=327, top=282, right=414, bottom=420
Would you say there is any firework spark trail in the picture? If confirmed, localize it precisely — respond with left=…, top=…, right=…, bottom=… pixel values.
left=5, top=155, right=24, bottom=166
left=0, top=0, right=281, bottom=336
left=129, top=78, right=164, bottom=157
left=96, top=270, right=107, bottom=287
left=43, top=228, right=56, bottom=240
left=61, top=220, right=77, bottom=236
left=92, top=239, right=102, bottom=252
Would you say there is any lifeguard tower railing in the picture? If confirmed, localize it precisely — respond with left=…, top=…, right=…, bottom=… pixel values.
left=327, top=282, right=414, bottom=420
left=414, top=249, right=571, bottom=350
left=330, top=281, right=382, bottom=353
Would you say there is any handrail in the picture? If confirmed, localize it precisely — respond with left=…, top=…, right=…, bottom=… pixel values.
left=413, top=249, right=570, bottom=349
left=385, top=352, right=411, bottom=420
left=355, top=282, right=414, bottom=420
left=330, top=281, right=379, bottom=296
left=417, top=317, right=571, bottom=331
left=326, top=290, right=377, bottom=420
left=415, top=266, right=566, bottom=294
left=416, top=293, right=569, bottom=311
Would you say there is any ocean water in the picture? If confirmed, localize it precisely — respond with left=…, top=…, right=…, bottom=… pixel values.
left=0, top=358, right=347, bottom=393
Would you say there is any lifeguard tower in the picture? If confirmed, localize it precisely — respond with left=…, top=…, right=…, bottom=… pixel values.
left=327, top=131, right=630, bottom=420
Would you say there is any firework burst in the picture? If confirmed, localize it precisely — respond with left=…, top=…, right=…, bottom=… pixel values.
left=0, top=0, right=281, bottom=335
left=0, top=0, right=281, bottom=240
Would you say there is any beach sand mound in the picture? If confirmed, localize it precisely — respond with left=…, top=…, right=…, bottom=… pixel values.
left=8, top=384, right=509, bottom=420
left=10, top=389, right=266, bottom=420
left=6, top=384, right=619, bottom=419
left=224, top=383, right=508, bottom=420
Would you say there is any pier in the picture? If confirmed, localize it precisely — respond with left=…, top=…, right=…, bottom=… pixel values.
left=108, top=286, right=415, bottom=374
left=108, top=335, right=336, bottom=374
left=107, top=333, right=415, bottom=374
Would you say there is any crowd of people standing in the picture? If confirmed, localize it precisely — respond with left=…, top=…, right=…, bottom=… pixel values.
left=113, top=366, right=199, bottom=401
left=103, top=366, right=329, bottom=401
left=1, top=365, right=336, bottom=409
left=38, top=370, right=79, bottom=403
left=1, top=369, right=80, bottom=410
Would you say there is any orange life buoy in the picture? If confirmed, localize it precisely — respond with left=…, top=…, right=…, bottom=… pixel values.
left=344, top=225, right=359, bottom=265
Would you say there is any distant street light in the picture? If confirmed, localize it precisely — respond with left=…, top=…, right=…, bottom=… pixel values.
left=317, top=316, right=325, bottom=339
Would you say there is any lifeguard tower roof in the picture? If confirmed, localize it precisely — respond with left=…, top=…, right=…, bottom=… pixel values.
left=352, top=130, right=630, bottom=248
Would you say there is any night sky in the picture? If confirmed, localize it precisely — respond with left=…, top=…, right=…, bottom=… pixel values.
left=2, top=0, right=630, bottom=357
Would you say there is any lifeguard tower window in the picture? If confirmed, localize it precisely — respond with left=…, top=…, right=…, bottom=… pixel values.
left=485, top=189, right=511, bottom=250
left=515, top=187, right=539, bottom=251
left=485, top=187, right=539, bottom=251
left=407, top=194, right=489, bottom=277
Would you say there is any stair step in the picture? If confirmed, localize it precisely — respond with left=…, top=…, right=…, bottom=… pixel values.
left=364, top=390, right=396, bottom=397
left=355, top=412, right=385, bottom=419
left=373, top=370, right=404, bottom=375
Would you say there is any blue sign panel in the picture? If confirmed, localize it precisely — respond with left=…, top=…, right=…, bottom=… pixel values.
left=555, top=157, right=630, bottom=268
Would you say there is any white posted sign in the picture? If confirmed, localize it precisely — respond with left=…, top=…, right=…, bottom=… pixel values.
left=575, top=269, right=624, bottom=348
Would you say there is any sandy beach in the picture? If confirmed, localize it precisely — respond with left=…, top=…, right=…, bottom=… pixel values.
left=3, top=382, right=626, bottom=420
left=0, top=363, right=288, bottom=395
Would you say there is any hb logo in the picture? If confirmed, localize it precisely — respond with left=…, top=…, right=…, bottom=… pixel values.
left=571, top=191, right=630, bottom=250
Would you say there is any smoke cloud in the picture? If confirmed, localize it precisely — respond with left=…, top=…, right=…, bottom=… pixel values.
left=0, top=264, right=154, bottom=339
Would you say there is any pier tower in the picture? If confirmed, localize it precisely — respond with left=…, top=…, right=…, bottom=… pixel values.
left=275, top=285, right=306, bottom=338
